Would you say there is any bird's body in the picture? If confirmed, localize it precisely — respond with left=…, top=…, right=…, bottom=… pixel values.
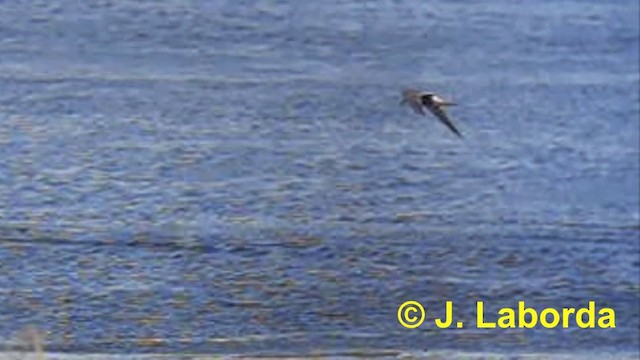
left=401, top=89, right=463, bottom=138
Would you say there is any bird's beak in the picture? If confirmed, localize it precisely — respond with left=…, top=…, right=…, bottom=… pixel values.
left=399, top=99, right=407, bottom=106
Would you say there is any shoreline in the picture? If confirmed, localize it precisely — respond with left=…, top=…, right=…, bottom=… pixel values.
left=0, top=350, right=638, bottom=360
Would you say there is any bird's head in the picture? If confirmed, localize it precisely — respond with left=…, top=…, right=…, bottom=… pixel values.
left=421, top=93, right=455, bottom=106
left=420, top=93, right=436, bottom=106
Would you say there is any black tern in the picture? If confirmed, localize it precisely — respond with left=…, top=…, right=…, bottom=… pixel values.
left=401, top=89, right=463, bottom=138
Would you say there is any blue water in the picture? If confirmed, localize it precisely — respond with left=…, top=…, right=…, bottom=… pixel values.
left=0, top=0, right=638, bottom=356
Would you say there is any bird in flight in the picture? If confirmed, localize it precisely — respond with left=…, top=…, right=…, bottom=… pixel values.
left=400, top=88, right=463, bottom=138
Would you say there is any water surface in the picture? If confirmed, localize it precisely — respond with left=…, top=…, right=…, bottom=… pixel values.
left=0, top=0, right=638, bottom=356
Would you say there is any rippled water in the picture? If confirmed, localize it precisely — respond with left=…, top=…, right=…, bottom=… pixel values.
left=0, top=0, right=638, bottom=357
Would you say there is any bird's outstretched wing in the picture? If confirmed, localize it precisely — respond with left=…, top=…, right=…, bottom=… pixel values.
left=401, top=89, right=426, bottom=115
left=425, top=104, right=463, bottom=138
left=408, top=99, right=426, bottom=115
